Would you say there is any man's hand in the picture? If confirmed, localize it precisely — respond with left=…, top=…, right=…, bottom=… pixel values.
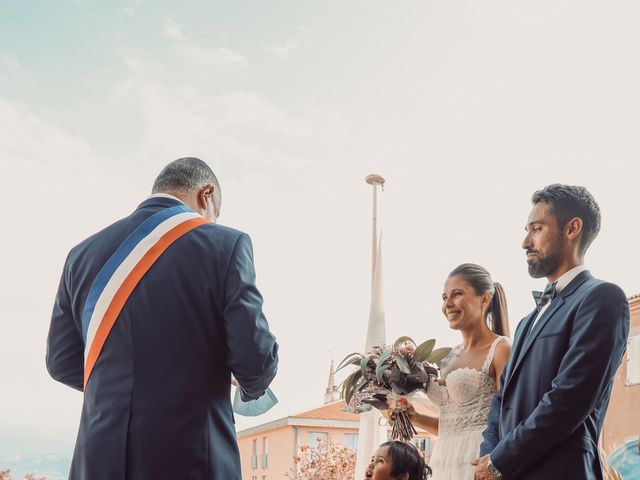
left=471, top=454, right=494, bottom=480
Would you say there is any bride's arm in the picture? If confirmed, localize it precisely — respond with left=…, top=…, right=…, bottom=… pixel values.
left=403, top=400, right=439, bottom=436
left=491, top=341, right=512, bottom=390
left=388, top=399, right=440, bottom=435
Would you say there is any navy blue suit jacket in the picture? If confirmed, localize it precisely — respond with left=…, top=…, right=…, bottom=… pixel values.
left=480, top=270, right=629, bottom=479
left=46, top=197, right=279, bottom=480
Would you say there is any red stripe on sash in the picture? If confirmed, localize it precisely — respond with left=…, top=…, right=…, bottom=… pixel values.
left=83, top=216, right=210, bottom=387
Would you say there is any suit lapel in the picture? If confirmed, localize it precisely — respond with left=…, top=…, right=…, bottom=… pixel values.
left=503, top=309, right=537, bottom=389
left=503, top=270, right=593, bottom=393
left=512, top=296, right=566, bottom=373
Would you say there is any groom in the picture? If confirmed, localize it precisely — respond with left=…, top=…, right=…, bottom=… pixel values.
left=46, top=157, right=278, bottom=480
left=474, top=184, right=630, bottom=479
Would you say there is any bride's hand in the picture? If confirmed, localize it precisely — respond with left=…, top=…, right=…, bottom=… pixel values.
left=388, top=398, right=417, bottom=421
left=404, top=400, right=417, bottom=419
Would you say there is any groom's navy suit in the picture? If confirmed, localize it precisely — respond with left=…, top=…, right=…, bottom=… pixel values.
left=480, top=270, right=629, bottom=479
left=46, top=196, right=279, bottom=480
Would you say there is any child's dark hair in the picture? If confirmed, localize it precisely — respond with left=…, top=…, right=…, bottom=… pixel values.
left=380, top=440, right=431, bottom=479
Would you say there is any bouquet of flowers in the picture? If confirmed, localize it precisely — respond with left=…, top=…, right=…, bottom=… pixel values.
left=338, top=336, right=451, bottom=441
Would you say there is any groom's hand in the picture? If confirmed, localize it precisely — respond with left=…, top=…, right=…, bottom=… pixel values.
left=472, top=454, right=493, bottom=480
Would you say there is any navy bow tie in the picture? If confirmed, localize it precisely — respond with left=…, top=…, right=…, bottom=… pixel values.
left=532, top=282, right=558, bottom=308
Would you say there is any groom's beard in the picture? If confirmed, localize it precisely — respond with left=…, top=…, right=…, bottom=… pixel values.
left=527, top=236, right=564, bottom=279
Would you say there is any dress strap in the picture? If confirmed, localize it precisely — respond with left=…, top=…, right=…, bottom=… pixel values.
left=481, top=336, right=505, bottom=374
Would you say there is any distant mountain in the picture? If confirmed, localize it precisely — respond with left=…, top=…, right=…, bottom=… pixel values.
left=0, top=453, right=70, bottom=480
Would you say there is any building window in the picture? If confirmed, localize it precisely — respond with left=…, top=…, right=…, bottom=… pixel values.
left=627, top=335, right=640, bottom=386
left=261, top=436, right=269, bottom=468
left=344, top=433, right=358, bottom=451
left=251, top=439, right=258, bottom=469
left=412, top=437, right=430, bottom=455
left=307, top=431, right=328, bottom=447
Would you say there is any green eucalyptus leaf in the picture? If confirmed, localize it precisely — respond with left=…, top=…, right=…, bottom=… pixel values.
left=393, top=336, right=416, bottom=349
left=378, top=348, right=392, bottom=366
left=336, top=353, right=363, bottom=372
left=342, top=370, right=362, bottom=405
left=412, top=339, right=436, bottom=363
left=355, top=377, right=369, bottom=393
left=340, top=376, right=352, bottom=404
left=360, top=354, right=379, bottom=378
left=395, top=354, right=411, bottom=374
left=353, top=404, right=373, bottom=413
left=360, top=355, right=370, bottom=378
left=376, top=364, right=391, bottom=384
left=427, top=347, right=452, bottom=365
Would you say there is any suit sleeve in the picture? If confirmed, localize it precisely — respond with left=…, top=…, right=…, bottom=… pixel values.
left=490, top=282, right=630, bottom=476
left=46, top=259, right=85, bottom=391
left=481, top=320, right=528, bottom=456
left=223, top=233, right=279, bottom=401
left=480, top=369, right=506, bottom=456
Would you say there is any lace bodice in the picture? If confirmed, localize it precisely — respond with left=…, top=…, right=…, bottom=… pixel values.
left=427, top=336, right=507, bottom=436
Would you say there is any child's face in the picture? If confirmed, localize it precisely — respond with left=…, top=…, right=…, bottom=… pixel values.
left=364, top=446, right=397, bottom=480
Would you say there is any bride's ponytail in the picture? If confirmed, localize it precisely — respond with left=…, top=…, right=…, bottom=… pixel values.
left=490, top=282, right=510, bottom=337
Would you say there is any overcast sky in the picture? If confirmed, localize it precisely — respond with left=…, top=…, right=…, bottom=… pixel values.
left=1, top=0, right=639, bottom=459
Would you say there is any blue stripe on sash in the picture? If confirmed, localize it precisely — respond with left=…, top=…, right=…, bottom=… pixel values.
left=81, top=204, right=192, bottom=342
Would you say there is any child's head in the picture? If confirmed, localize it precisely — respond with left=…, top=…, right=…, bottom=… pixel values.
left=364, top=440, right=431, bottom=480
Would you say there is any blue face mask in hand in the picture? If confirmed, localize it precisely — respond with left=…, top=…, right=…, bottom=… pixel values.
left=233, top=387, right=278, bottom=416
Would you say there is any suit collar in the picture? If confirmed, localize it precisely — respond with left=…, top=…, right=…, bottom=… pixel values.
left=555, top=269, right=592, bottom=299
left=555, top=265, right=589, bottom=295
left=135, top=195, right=186, bottom=211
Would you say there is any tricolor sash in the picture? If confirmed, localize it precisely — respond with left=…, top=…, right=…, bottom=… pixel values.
left=81, top=204, right=210, bottom=387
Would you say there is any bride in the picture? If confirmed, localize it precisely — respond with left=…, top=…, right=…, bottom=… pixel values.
left=406, top=263, right=511, bottom=480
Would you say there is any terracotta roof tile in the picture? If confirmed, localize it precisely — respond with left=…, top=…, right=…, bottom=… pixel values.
left=291, top=400, right=360, bottom=421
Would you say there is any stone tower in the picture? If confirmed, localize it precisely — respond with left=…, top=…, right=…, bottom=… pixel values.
left=324, top=359, right=340, bottom=404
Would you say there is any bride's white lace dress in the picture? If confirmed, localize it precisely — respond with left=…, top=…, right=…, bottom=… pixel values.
left=426, top=336, right=507, bottom=480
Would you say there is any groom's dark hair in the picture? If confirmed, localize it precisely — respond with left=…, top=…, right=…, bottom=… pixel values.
left=152, top=157, right=220, bottom=195
left=531, top=184, right=601, bottom=254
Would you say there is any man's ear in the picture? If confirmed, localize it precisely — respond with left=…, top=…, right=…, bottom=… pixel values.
left=198, top=185, right=215, bottom=210
left=566, top=217, right=583, bottom=242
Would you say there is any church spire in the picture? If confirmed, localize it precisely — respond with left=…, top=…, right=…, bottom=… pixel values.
left=324, top=358, right=340, bottom=404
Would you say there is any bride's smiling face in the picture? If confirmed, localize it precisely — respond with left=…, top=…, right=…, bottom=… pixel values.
left=441, top=275, right=486, bottom=331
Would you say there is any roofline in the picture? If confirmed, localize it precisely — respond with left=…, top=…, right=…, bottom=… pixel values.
left=630, top=294, right=640, bottom=312
left=237, top=417, right=360, bottom=438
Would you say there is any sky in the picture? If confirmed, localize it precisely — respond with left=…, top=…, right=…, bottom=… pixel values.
left=1, top=0, right=640, bottom=472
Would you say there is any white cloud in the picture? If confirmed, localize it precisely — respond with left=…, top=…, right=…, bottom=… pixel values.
left=265, top=38, right=299, bottom=59
left=163, top=19, right=248, bottom=70
left=0, top=99, right=92, bottom=165
left=181, top=44, right=247, bottom=70
left=163, top=18, right=184, bottom=40
left=217, top=91, right=313, bottom=136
